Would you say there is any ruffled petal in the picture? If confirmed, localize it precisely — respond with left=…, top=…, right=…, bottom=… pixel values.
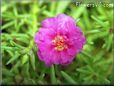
left=41, top=17, right=57, bottom=29
left=56, top=14, right=76, bottom=32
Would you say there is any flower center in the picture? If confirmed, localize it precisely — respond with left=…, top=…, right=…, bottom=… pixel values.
left=52, top=35, right=68, bottom=51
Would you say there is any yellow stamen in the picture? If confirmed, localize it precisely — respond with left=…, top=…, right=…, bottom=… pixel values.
left=52, top=35, right=68, bottom=51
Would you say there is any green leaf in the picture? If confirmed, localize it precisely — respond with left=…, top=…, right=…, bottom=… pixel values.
left=85, top=29, right=101, bottom=34
left=21, top=54, right=29, bottom=65
left=43, top=10, right=54, bottom=17
left=23, top=62, right=30, bottom=78
left=6, top=51, right=20, bottom=65
left=39, top=73, right=45, bottom=81
left=91, top=15, right=106, bottom=28
left=13, top=6, right=18, bottom=16
left=61, top=71, right=77, bottom=84
left=83, top=9, right=91, bottom=29
left=50, top=2, right=56, bottom=14
left=76, top=68, right=91, bottom=74
left=2, top=78, right=14, bottom=84
left=2, top=68, right=14, bottom=77
left=50, top=65, right=56, bottom=84
left=9, top=40, right=24, bottom=49
left=29, top=50, right=35, bottom=70
left=83, top=75, right=93, bottom=81
left=71, top=5, right=86, bottom=19
left=80, top=51, right=92, bottom=65
left=2, top=46, right=15, bottom=50
left=56, top=1, right=70, bottom=14
left=2, top=21, right=15, bottom=30
left=5, top=50, right=14, bottom=57
left=1, top=4, right=8, bottom=13
left=10, top=61, right=20, bottom=73
left=106, top=34, right=113, bottom=51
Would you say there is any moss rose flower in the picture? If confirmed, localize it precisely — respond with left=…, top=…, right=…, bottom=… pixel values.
left=34, top=14, right=86, bottom=66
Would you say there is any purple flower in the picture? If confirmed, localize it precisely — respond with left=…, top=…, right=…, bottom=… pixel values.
left=34, top=14, right=86, bottom=66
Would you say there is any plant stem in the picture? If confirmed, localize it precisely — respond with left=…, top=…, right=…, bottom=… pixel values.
left=50, top=65, right=56, bottom=84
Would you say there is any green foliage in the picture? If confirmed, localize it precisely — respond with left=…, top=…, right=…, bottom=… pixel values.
left=61, top=71, right=77, bottom=84
left=1, top=0, right=113, bottom=85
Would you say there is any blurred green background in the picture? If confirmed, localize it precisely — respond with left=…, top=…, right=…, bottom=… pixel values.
left=1, top=0, right=113, bottom=85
